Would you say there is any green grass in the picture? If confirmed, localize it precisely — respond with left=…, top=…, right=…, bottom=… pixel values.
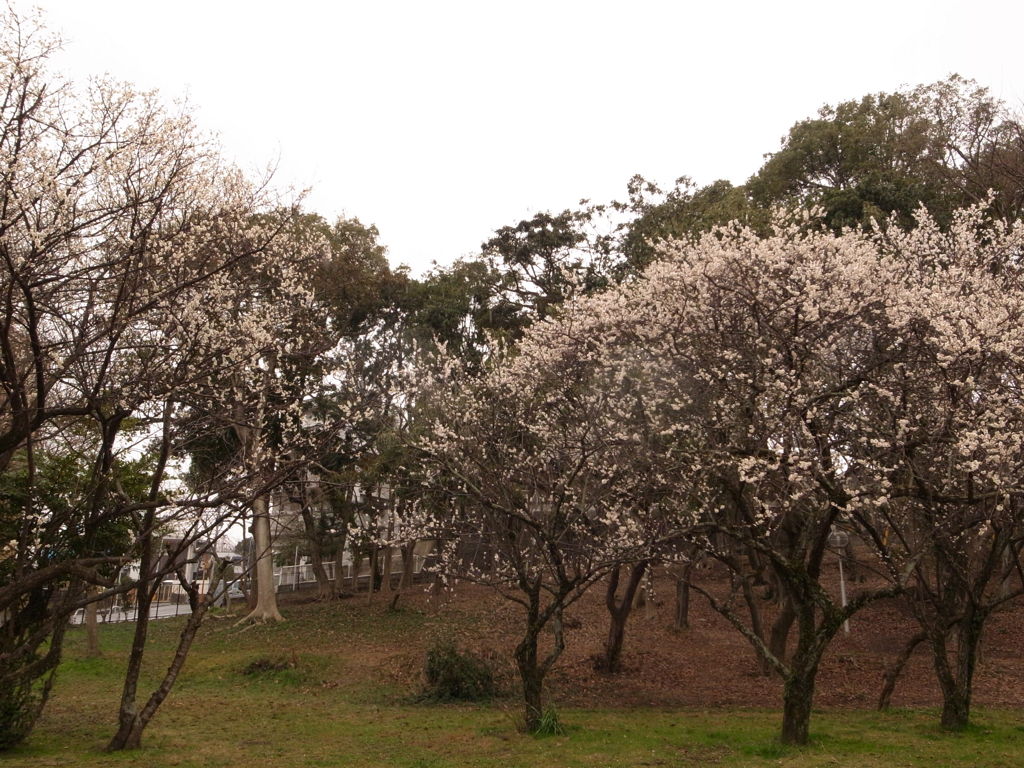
left=3, top=599, right=1022, bottom=767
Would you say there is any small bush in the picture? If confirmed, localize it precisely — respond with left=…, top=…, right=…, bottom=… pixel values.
left=421, top=640, right=495, bottom=701
left=0, top=679, right=41, bottom=752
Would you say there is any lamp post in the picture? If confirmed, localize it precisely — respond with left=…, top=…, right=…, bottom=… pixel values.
left=828, top=527, right=850, bottom=635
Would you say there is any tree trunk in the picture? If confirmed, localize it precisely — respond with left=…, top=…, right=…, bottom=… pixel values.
left=241, top=495, right=283, bottom=623
left=632, top=581, right=645, bottom=610
left=333, top=533, right=348, bottom=596
left=84, top=594, right=101, bottom=658
left=675, top=560, right=696, bottom=630
left=380, top=546, right=393, bottom=599
left=399, top=543, right=416, bottom=590
left=599, top=561, right=647, bottom=672
left=111, top=533, right=156, bottom=750
left=299, top=506, right=334, bottom=600
left=779, top=604, right=827, bottom=746
left=366, top=548, right=378, bottom=603
left=309, top=550, right=333, bottom=600
left=780, top=666, right=816, bottom=746
left=108, top=569, right=219, bottom=751
left=778, top=593, right=835, bottom=745
left=940, top=685, right=971, bottom=731
left=518, top=654, right=544, bottom=732
left=878, top=631, right=925, bottom=710
left=513, top=586, right=566, bottom=733
left=768, top=595, right=796, bottom=675
left=602, top=595, right=627, bottom=673
left=933, top=612, right=983, bottom=731
left=738, top=575, right=770, bottom=676
left=515, top=624, right=547, bottom=732
left=350, top=550, right=363, bottom=594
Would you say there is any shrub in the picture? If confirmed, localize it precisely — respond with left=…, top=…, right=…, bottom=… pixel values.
left=421, top=640, right=495, bottom=701
left=0, top=682, right=38, bottom=751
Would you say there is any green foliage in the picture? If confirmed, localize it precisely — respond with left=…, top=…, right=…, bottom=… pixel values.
left=617, top=176, right=769, bottom=277
left=0, top=440, right=150, bottom=750
left=529, top=706, right=566, bottom=737
left=0, top=681, right=38, bottom=752
left=745, top=76, right=1024, bottom=231
left=747, top=90, right=948, bottom=229
left=1, top=446, right=144, bottom=583
left=406, top=257, right=518, bottom=367
left=421, top=640, right=496, bottom=702
left=302, top=214, right=409, bottom=337
left=405, top=208, right=608, bottom=368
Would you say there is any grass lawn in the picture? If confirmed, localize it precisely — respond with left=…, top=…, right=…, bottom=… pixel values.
left=4, top=597, right=1023, bottom=767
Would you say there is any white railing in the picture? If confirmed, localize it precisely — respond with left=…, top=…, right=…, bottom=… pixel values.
left=274, top=552, right=430, bottom=591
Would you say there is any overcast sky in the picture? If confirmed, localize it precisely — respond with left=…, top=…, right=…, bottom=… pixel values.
left=32, top=0, right=1024, bottom=275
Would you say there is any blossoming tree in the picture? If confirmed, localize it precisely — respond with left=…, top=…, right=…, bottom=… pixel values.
left=0, top=9, right=343, bottom=749
left=526, top=206, right=1024, bottom=743
left=833, top=208, right=1024, bottom=730
left=413, top=300, right=680, bottom=732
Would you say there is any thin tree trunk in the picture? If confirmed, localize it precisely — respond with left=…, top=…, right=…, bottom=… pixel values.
left=632, top=581, right=645, bottom=610
left=643, top=578, right=655, bottom=620
left=241, top=495, right=283, bottom=623
left=244, top=575, right=257, bottom=610
left=514, top=619, right=550, bottom=731
left=381, top=505, right=397, bottom=598
left=778, top=601, right=835, bottom=746
left=738, top=575, right=770, bottom=676
left=512, top=584, right=567, bottom=733
left=399, top=542, right=416, bottom=590
left=84, top=591, right=101, bottom=658
left=331, top=487, right=354, bottom=595
left=516, top=637, right=544, bottom=733
left=768, top=595, right=796, bottom=675
left=332, top=531, right=349, bottom=596
left=350, top=550, right=363, bottom=594
left=108, top=567, right=222, bottom=751
left=878, top=631, right=926, bottom=710
left=599, top=561, right=647, bottom=672
left=380, top=547, right=393, bottom=599
left=309, top=549, right=332, bottom=600
left=675, top=560, right=696, bottom=630
left=111, top=527, right=156, bottom=750
left=366, top=548, right=378, bottom=604
left=299, top=506, right=334, bottom=600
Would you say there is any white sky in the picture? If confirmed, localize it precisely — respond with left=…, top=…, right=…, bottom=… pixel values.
left=31, top=0, right=1024, bottom=275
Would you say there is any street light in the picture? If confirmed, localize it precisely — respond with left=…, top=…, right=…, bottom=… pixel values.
left=828, top=527, right=851, bottom=635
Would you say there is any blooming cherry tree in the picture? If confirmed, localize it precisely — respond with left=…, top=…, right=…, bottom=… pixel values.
left=0, top=9, right=346, bottom=750
left=413, top=301, right=680, bottom=732
left=542, top=206, right=1024, bottom=743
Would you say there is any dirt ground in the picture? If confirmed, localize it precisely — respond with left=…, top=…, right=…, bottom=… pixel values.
left=365, top=563, right=1024, bottom=712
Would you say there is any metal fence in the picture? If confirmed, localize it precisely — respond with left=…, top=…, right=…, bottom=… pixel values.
left=69, top=583, right=194, bottom=625
left=274, top=553, right=427, bottom=591
left=69, top=544, right=436, bottom=625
